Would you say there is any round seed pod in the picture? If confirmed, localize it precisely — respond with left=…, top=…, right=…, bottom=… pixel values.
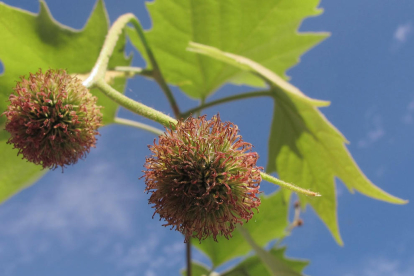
left=143, top=115, right=262, bottom=242
left=2, top=69, right=102, bottom=170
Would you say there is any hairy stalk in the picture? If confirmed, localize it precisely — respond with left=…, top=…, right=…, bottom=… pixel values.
left=115, top=66, right=153, bottom=78
left=83, top=13, right=133, bottom=88
left=113, top=117, right=164, bottom=136
left=83, top=13, right=180, bottom=117
left=95, top=79, right=177, bottom=128
left=261, top=172, right=321, bottom=197
left=181, top=90, right=272, bottom=118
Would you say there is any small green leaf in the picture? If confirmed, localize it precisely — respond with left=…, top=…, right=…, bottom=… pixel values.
left=0, top=0, right=129, bottom=203
left=222, top=245, right=308, bottom=276
left=187, top=43, right=407, bottom=245
left=128, top=0, right=327, bottom=99
left=194, top=190, right=288, bottom=268
left=181, top=262, right=211, bottom=276
left=0, top=131, right=45, bottom=203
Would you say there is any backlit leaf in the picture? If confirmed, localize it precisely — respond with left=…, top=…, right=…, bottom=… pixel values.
left=128, top=0, right=327, bottom=99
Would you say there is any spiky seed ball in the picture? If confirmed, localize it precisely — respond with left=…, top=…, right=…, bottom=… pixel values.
left=143, top=115, right=262, bottom=242
left=2, top=69, right=102, bottom=170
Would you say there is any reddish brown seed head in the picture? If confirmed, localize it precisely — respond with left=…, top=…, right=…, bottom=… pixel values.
left=2, top=69, right=102, bottom=170
left=143, top=115, right=262, bottom=242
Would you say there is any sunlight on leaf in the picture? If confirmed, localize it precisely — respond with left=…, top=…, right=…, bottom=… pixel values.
left=128, top=0, right=327, bottom=99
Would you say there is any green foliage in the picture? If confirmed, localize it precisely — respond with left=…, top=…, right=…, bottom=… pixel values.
left=181, top=262, right=210, bottom=276
left=0, top=0, right=408, bottom=275
left=128, top=0, right=327, bottom=99
left=0, top=0, right=129, bottom=203
left=194, top=190, right=288, bottom=267
left=222, top=247, right=308, bottom=276
left=187, top=42, right=407, bottom=244
left=0, top=131, right=44, bottom=203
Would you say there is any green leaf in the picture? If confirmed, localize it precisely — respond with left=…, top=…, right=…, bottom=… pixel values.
left=222, top=246, right=308, bottom=276
left=181, top=262, right=211, bottom=276
left=0, top=0, right=130, bottom=204
left=128, top=0, right=327, bottom=99
left=194, top=190, right=288, bottom=268
left=186, top=43, right=407, bottom=245
left=0, top=131, right=45, bottom=203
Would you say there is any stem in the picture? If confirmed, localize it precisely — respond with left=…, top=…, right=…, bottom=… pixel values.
left=195, top=97, right=205, bottom=117
left=286, top=201, right=302, bottom=232
left=128, top=18, right=181, bottom=118
left=186, top=239, right=192, bottom=276
left=274, top=201, right=302, bottom=248
left=113, top=117, right=164, bottom=136
left=115, top=66, right=153, bottom=78
left=83, top=14, right=180, bottom=118
left=95, top=79, right=177, bottom=128
left=83, top=13, right=135, bottom=88
left=237, top=226, right=275, bottom=276
left=181, top=90, right=272, bottom=118
left=260, top=172, right=321, bottom=197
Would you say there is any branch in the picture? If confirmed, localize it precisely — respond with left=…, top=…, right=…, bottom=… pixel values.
left=181, top=90, right=272, bottom=118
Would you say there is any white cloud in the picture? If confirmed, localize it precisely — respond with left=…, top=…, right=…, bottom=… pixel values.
left=110, top=233, right=185, bottom=276
left=391, top=22, right=412, bottom=52
left=358, top=111, right=385, bottom=148
left=0, top=162, right=139, bottom=275
left=0, top=163, right=136, bottom=237
left=345, top=257, right=414, bottom=276
left=402, top=98, right=414, bottom=124
left=394, top=23, right=412, bottom=43
left=0, top=159, right=187, bottom=276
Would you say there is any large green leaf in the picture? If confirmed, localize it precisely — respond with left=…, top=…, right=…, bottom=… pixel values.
left=0, top=0, right=130, bottom=204
left=186, top=43, right=407, bottom=245
left=222, top=246, right=308, bottom=276
left=128, top=0, right=327, bottom=99
left=181, top=262, right=211, bottom=276
left=194, top=190, right=288, bottom=268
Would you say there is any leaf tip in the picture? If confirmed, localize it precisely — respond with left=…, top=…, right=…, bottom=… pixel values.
left=312, top=99, right=331, bottom=107
left=394, top=198, right=409, bottom=205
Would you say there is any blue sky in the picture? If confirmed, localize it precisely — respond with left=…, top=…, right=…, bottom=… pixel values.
left=0, top=0, right=413, bottom=275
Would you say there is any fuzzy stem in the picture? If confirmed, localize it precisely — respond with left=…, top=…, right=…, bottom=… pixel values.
left=113, top=117, right=164, bottom=136
left=95, top=79, right=177, bottom=128
left=115, top=66, right=153, bottom=78
left=260, top=172, right=321, bottom=197
left=83, top=13, right=134, bottom=88
left=83, top=14, right=180, bottom=118
left=181, top=90, right=272, bottom=118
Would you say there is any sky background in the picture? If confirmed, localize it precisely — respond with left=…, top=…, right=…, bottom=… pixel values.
left=0, top=0, right=413, bottom=275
